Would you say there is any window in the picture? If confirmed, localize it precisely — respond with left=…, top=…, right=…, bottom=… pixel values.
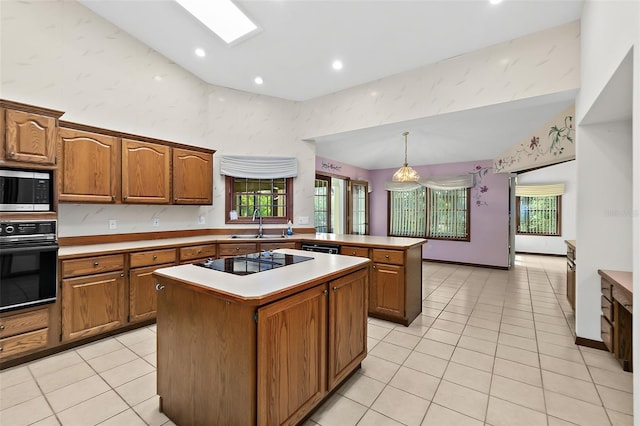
left=388, top=187, right=427, bottom=237
left=225, top=176, right=292, bottom=224
left=517, top=195, right=561, bottom=236
left=388, top=186, right=470, bottom=241
left=427, top=188, right=470, bottom=241
left=314, top=175, right=330, bottom=232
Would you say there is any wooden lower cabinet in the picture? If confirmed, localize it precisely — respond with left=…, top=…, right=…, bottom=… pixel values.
left=155, top=267, right=368, bottom=426
left=61, top=271, right=126, bottom=341
left=370, top=263, right=405, bottom=320
left=0, top=308, right=49, bottom=361
left=129, top=264, right=173, bottom=322
left=257, top=285, right=328, bottom=426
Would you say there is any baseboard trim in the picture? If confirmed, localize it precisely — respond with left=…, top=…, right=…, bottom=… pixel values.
left=575, top=336, right=608, bottom=351
left=422, top=258, right=508, bottom=270
left=515, top=251, right=566, bottom=257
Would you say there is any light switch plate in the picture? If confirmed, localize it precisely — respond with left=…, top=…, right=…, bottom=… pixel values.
left=298, top=216, right=309, bottom=225
left=108, top=219, right=117, bottom=230
left=152, top=218, right=160, bottom=227
left=197, top=215, right=206, bottom=225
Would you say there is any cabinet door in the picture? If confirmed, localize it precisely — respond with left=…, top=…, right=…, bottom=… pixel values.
left=122, top=139, right=170, bottom=204
left=172, top=148, right=213, bottom=205
left=61, top=271, right=126, bottom=341
left=257, top=285, right=327, bottom=426
left=370, top=263, right=405, bottom=319
left=4, top=109, right=57, bottom=165
left=328, top=268, right=368, bottom=389
left=58, top=128, right=119, bottom=202
left=130, top=264, right=173, bottom=322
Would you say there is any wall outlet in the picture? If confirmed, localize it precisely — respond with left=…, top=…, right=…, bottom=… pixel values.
left=197, top=215, right=206, bottom=225
left=108, top=219, right=117, bottom=230
left=152, top=218, right=160, bottom=227
left=298, top=216, right=309, bottom=225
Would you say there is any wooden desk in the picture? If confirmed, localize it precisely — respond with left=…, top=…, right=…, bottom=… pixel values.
left=598, top=269, right=633, bottom=372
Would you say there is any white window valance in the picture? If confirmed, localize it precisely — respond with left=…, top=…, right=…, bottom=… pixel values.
left=384, top=174, right=474, bottom=192
left=219, top=155, right=297, bottom=179
left=515, top=183, right=565, bottom=197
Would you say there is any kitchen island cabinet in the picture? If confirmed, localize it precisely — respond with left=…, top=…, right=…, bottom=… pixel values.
left=153, top=250, right=369, bottom=426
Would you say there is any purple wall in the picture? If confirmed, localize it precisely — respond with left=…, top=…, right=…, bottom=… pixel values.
left=369, top=159, right=510, bottom=268
left=315, top=157, right=371, bottom=181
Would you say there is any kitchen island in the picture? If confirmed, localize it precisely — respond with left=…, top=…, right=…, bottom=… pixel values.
left=152, top=249, right=371, bottom=426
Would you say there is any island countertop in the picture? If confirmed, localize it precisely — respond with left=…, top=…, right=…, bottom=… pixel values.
left=153, top=248, right=371, bottom=305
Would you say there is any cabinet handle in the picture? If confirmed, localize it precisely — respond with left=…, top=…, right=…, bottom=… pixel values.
left=120, top=273, right=124, bottom=277
left=372, top=265, right=376, bottom=269
left=93, top=262, right=99, bottom=266
left=111, top=196, right=115, bottom=201
left=385, top=255, right=390, bottom=259
left=153, top=255, right=157, bottom=260
left=332, top=286, right=338, bottom=292
left=155, top=283, right=165, bottom=291
left=8, top=151, right=15, bottom=158
left=0, top=347, right=3, bottom=352
left=0, top=325, right=5, bottom=330
left=197, top=250, right=202, bottom=254
left=323, top=289, right=328, bottom=296
left=351, top=251, right=356, bottom=255
left=123, top=196, right=127, bottom=200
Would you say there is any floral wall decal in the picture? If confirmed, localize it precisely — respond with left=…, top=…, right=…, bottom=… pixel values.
left=494, top=105, right=575, bottom=173
left=470, top=164, right=492, bottom=206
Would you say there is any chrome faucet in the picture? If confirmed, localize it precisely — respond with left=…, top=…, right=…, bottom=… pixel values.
left=252, top=208, right=263, bottom=237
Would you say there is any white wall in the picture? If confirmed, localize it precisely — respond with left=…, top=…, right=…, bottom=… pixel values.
left=515, top=161, right=577, bottom=255
left=576, top=1, right=639, bottom=418
left=299, top=21, right=580, bottom=140
left=0, top=0, right=312, bottom=237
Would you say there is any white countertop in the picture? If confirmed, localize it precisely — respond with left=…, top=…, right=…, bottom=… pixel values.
left=153, top=248, right=371, bottom=302
left=58, top=233, right=426, bottom=257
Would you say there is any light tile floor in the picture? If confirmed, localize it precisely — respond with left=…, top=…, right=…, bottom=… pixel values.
left=0, top=255, right=634, bottom=425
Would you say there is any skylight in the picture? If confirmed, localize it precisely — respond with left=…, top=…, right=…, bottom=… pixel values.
left=175, top=0, right=258, bottom=44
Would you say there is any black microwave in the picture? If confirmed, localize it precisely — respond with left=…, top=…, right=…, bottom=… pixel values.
left=0, top=168, right=52, bottom=212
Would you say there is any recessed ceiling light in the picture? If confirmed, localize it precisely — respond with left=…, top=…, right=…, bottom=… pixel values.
left=254, top=76, right=263, bottom=85
left=154, top=75, right=163, bottom=82
left=489, top=0, right=503, bottom=4
left=176, top=0, right=258, bottom=44
left=332, top=60, right=343, bottom=71
left=195, top=48, right=206, bottom=57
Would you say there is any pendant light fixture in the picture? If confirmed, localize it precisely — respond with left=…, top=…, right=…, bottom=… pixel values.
left=392, top=131, right=420, bottom=182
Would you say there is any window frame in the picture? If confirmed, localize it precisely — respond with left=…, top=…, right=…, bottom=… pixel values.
left=314, top=174, right=332, bottom=233
left=516, top=194, right=562, bottom=236
left=426, top=187, right=471, bottom=242
left=224, top=176, right=293, bottom=224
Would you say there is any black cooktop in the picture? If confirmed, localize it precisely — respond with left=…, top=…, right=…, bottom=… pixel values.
left=195, top=252, right=314, bottom=275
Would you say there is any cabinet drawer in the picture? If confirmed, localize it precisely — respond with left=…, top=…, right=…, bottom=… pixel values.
left=601, top=280, right=612, bottom=301
left=340, top=246, right=370, bottom=258
left=0, top=328, right=48, bottom=360
left=260, top=242, right=297, bottom=251
left=180, top=244, right=217, bottom=261
left=0, top=309, right=49, bottom=339
left=218, top=243, right=257, bottom=257
left=612, top=285, right=632, bottom=314
left=130, top=248, right=177, bottom=268
left=62, top=254, right=124, bottom=278
left=601, top=316, right=613, bottom=352
left=601, top=296, right=613, bottom=322
left=371, top=249, right=404, bottom=265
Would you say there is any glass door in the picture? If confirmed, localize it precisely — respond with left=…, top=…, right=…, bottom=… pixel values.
left=348, top=180, right=369, bottom=235
left=314, top=175, right=331, bottom=232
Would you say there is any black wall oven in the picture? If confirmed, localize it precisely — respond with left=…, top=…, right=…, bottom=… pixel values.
left=0, top=220, right=58, bottom=313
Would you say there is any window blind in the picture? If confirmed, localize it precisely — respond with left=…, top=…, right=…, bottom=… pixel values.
left=219, top=155, right=297, bottom=179
left=385, top=174, right=474, bottom=191
left=515, top=184, right=564, bottom=197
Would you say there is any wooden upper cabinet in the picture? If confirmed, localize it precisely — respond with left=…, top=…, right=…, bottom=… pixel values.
left=3, top=108, right=59, bottom=165
left=58, top=127, right=120, bottom=203
left=122, top=139, right=171, bottom=204
left=172, top=148, right=213, bottom=205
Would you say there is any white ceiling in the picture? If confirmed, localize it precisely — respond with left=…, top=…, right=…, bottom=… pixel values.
left=80, top=0, right=585, bottom=169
